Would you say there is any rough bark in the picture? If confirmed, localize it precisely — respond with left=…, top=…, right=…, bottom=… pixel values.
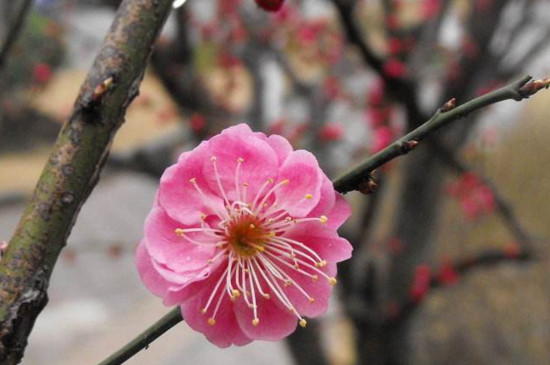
left=0, top=1, right=173, bottom=363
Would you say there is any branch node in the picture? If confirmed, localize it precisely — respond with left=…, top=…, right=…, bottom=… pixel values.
left=358, top=171, right=378, bottom=195
left=440, top=98, right=457, bottom=112
left=81, top=75, right=116, bottom=112
left=399, top=139, right=420, bottom=154
left=518, top=78, right=550, bottom=99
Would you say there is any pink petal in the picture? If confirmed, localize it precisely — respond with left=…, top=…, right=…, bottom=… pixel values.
left=308, top=175, right=335, bottom=218
left=233, top=292, right=298, bottom=341
left=220, top=123, right=254, bottom=137
left=308, top=176, right=350, bottom=229
left=266, top=134, right=293, bottom=166
left=144, top=207, right=216, bottom=273
left=159, top=141, right=225, bottom=225
left=284, top=223, right=352, bottom=264
left=328, top=193, right=352, bottom=229
left=203, top=128, right=279, bottom=202
left=136, top=242, right=174, bottom=298
left=274, top=150, right=323, bottom=217
left=180, top=265, right=252, bottom=347
left=283, top=262, right=337, bottom=317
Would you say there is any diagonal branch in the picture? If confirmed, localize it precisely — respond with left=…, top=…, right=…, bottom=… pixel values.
left=0, top=1, right=174, bottom=363
left=330, top=0, right=425, bottom=126
left=332, top=75, right=546, bottom=194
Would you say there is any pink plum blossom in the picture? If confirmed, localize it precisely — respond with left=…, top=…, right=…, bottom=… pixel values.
left=136, top=123, right=352, bottom=347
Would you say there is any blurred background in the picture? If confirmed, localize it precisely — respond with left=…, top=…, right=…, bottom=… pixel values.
left=1, top=0, right=550, bottom=364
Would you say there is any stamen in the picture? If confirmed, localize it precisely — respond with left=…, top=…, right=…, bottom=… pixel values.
left=251, top=179, right=274, bottom=212
left=253, top=179, right=290, bottom=215
left=189, top=177, right=227, bottom=220
left=235, top=157, right=244, bottom=202
left=211, top=156, right=231, bottom=211
left=299, top=319, right=307, bottom=327
left=201, top=266, right=230, bottom=315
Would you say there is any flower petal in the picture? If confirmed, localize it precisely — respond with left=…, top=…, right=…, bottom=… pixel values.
left=159, top=141, right=226, bottom=225
left=328, top=193, right=351, bottom=229
left=283, top=262, right=337, bottom=317
left=284, top=222, right=352, bottom=265
left=266, top=134, right=293, bottom=166
left=180, top=265, right=252, bottom=347
left=233, top=291, right=298, bottom=341
left=204, top=128, right=279, bottom=202
left=274, top=150, right=323, bottom=217
left=136, top=242, right=174, bottom=298
left=144, top=207, right=216, bottom=273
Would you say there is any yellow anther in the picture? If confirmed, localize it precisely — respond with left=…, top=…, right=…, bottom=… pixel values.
left=315, top=260, right=327, bottom=268
left=216, top=243, right=224, bottom=248
left=305, top=194, right=313, bottom=199
left=252, top=318, right=260, bottom=326
left=267, top=231, right=276, bottom=237
left=311, top=275, right=319, bottom=282
left=262, top=293, right=271, bottom=299
left=329, top=277, right=338, bottom=286
left=282, top=179, right=290, bottom=185
left=294, top=264, right=300, bottom=269
left=284, top=280, right=293, bottom=287
left=200, top=308, right=207, bottom=314
left=268, top=178, right=274, bottom=184
left=237, top=157, right=244, bottom=163
left=189, top=177, right=197, bottom=184
left=299, top=319, right=307, bottom=328
left=249, top=224, right=256, bottom=229
left=208, top=318, right=216, bottom=326
left=232, top=289, right=241, bottom=298
left=319, top=215, right=328, bottom=224
left=175, top=228, right=184, bottom=236
left=200, top=213, right=207, bottom=220
left=308, top=297, right=315, bottom=303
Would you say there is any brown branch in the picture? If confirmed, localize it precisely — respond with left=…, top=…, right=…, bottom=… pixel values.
left=0, top=1, right=174, bottom=363
left=330, top=0, right=426, bottom=126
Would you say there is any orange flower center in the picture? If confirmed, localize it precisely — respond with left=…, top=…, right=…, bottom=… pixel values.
left=227, top=216, right=267, bottom=257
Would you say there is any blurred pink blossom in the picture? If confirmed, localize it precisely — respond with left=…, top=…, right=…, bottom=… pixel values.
left=370, top=126, right=394, bottom=153
left=319, top=122, right=344, bottom=142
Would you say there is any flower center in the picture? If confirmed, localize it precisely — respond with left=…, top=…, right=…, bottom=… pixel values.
left=227, top=216, right=266, bottom=257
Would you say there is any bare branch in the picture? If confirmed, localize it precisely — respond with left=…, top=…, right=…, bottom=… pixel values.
left=332, top=75, right=545, bottom=194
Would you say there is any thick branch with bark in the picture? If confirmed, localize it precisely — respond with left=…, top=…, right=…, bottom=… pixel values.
left=0, top=1, right=173, bottom=363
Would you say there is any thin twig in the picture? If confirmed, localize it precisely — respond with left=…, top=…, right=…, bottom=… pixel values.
left=332, top=75, right=540, bottom=194
left=98, top=308, right=183, bottom=365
